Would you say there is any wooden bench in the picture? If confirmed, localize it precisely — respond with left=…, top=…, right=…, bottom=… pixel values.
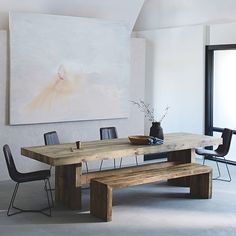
left=90, top=163, right=212, bottom=221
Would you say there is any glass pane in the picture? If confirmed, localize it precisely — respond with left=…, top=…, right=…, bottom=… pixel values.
left=213, top=50, right=236, bottom=129
left=213, top=50, right=236, bottom=162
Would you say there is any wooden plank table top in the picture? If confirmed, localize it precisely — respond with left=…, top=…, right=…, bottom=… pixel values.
left=21, top=132, right=222, bottom=166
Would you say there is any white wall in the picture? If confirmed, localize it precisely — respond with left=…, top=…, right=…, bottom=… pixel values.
left=209, top=22, right=236, bottom=45
left=0, top=32, right=146, bottom=181
left=136, top=26, right=206, bottom=134
left=134, top=0, right=236, bottom=137
left=0, top=1, right=146, bottom=181
left=134, top=2, right=236, bottom=169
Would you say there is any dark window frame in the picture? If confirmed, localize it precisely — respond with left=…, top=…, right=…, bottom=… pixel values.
left=205, top=44, right=236, bottom=165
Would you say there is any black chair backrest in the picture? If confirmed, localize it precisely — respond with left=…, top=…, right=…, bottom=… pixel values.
left=3, top=144, right=19, bottom=182
left=44, top=131, right=60, bottom=145
left=215, top=128, right=233, bottom=156
left=100, top=127, right=118, bottom=140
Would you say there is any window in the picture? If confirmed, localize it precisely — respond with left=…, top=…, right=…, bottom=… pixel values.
left=205, top=44, right=236, bottom=164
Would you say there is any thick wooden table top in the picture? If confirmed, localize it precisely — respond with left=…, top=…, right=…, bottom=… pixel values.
left=21, top=133, right=222, bottom=166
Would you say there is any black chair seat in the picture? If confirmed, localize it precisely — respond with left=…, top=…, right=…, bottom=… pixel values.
left=15, top=170, right=51, bottom=183
left=195, top=148, right=224, bottom=157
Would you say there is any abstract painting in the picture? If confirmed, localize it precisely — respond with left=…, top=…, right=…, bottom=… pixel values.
left=9, top=12, right=130, bottom=124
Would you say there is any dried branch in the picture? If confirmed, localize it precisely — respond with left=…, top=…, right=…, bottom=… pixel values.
left=131, top=100, right=170, bottom=123
left=159, top=106, right=170, bottom=123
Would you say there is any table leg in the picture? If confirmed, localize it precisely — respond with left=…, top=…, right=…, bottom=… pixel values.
left=55, top=163, right=82, bottom=210
left=167, top=149, right=196, bottom=187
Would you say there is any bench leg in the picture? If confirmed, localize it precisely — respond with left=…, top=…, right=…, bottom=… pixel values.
left=190, top=171, right=212, bottom=199
left=90, top=180, right=112, bottom=221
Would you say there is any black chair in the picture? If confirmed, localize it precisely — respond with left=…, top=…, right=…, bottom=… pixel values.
left=3, top=144, right=53, bottom=216
left=44, top=131, right=89, bottom=173
left=195, top=128, right=233, bottom=182
left=99, top=127, right=138, bottom=170
left=44, top=131, right=60, bottom=146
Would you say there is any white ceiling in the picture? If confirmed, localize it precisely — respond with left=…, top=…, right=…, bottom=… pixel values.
left=135, top=0, right=236, bottom=31
left=0, top=0, right=145, bottom=32
left=2, top=0, right=236, bottom=32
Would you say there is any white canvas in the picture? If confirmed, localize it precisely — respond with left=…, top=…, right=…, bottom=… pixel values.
left=9, top=12, right=130, bottom=124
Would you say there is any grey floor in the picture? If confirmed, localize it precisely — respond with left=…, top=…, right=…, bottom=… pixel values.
left=0, top=160, right=236, bottom=236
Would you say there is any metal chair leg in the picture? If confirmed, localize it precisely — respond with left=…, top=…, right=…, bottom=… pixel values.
left=212, top=160, right=221, bottom=180
left=224, top=157, right=232, bottom=182
left=7, top=180, right=53, bottom=217
left=100, top=159, right=116, bottom=171
left=120, top=158, right=122, bottom=168
left=44, top=166, right=55, bottom=192
left=99, top=160, right=103, bottom=171
left=120, top=156, right=138, bottom=168
left=44, top=178, right=55, bottom=192
left=202, top=156, right=206, bottom=165
left=203, top=155, right=221, bottom=180
left=85, top=162, right=89, bottom=174
left=212, top=157, right=231, bottom=182
left=45, top=179, right=54, bottom=208
left=7, top=183, right=20, bottom=216
left=44, top=180, right=52, bottom=216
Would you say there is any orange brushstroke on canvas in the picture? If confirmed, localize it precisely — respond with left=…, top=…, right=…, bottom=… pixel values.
left=25, top=65, right=81, bottom=111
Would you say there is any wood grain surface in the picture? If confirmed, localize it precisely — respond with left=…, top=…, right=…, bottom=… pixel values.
left=90, top=163, right=212, bottom=221
left=21, top=133, right=222, bottom=166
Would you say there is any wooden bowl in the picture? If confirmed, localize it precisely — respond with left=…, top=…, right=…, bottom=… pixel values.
left=128, top=135, right=151, bottom=145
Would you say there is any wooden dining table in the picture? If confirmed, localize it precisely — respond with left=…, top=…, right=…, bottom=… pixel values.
left=21, top=132, right=221, bottom=210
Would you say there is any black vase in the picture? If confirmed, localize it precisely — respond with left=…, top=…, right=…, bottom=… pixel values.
left=149, top=122, right=164, bottom=140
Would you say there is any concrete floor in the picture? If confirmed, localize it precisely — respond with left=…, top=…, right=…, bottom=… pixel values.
left=0, top=160, right=236, bottom=236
